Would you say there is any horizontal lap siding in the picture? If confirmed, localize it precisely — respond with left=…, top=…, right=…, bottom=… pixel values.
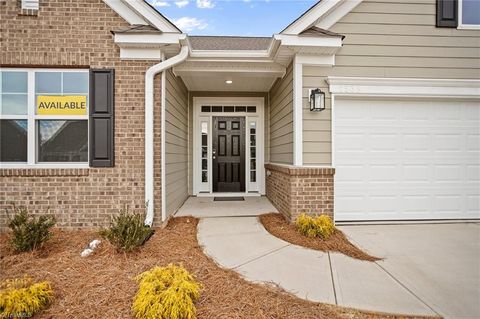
left=303, top=0, right=480, bottom=165
left=269, top=62, right=293, bottom=165
left=165, top=70, right=188, bottom=218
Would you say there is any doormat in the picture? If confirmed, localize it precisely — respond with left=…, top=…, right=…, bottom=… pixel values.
left=214, top=197, right=245, bottom=201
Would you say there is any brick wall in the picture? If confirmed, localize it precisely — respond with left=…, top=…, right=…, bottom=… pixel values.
left=265, top=163, right=335, bottom=222
left=0, top=0, right=164, bottom=228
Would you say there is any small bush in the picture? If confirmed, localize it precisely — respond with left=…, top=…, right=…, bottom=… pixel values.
left=295, top=213, right=335, bottom=239
left=100, top=206, right=154, bottom=252
left=132, top=264, right=202, bottom=319
left=7, top=204, right=56, bottom=252
left=0, top=276, right=54, bottom=318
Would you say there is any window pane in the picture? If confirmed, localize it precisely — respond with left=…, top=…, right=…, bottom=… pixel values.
left=38, top=120, right=88, bottom=162
left=0, top=120, right=27, bottom=162
left=35, top=72, right=61, bottom=93
left=1, top=94, right=28, bottom=115
left=463, top=0, right=480, bottom=25
left=63, top=72, right=89, bottom=93
left=2, top=72, right=27, bottom=93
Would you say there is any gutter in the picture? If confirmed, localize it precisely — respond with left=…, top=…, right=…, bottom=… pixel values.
left=145, top=45, right=189, bottom=226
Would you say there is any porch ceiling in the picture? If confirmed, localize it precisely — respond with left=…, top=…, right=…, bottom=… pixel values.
left=173, top=60, right=285, bottom=92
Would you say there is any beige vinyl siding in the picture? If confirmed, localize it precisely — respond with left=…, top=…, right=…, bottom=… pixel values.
left=269, top=62, right=294, bottom=164
left=165, top=69, right=189, bottom=217
left=302, top=0, right=480, bottom=165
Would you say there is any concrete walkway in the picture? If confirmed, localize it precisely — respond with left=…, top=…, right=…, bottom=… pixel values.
left=198, top=216, right=480, bottom=318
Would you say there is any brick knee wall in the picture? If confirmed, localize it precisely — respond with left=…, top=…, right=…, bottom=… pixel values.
left=265, top=163, right=335, bottom=222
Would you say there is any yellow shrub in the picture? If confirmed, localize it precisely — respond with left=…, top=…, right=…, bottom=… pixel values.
left=0, top=276, right=54, bottom=318
left=132, top=264, right=202, bottom=319
left=295, top=213, right=335, bottom=239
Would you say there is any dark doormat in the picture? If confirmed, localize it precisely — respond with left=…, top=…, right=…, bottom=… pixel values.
left=214, top=197, right=245, bottom=201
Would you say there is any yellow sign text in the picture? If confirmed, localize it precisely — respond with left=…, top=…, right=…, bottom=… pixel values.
left=37, top=96, right=87, bottom=115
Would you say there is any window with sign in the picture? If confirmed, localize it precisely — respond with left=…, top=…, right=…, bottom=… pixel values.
left=0, top=69, right=89, bottom=165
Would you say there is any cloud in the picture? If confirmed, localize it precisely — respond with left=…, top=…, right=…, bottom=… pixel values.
left=175, top=0, right=189, bottom=7
left=196, top=0, right=215, bottom=9
left=151, top=0, right=170, bottom=7
left=172, top=17, right=208, bottom=32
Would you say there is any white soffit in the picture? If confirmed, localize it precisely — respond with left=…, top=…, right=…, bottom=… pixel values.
left=327, top=77, right=480, bottom=99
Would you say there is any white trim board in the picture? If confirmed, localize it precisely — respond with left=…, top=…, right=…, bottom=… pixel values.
left=327, top=77, right=480, bottom=99
left=292, top=56, right=303, bottom=166
left=281, top=0, right=364, bottom=34
left=103, top=0, right=180, bottom=33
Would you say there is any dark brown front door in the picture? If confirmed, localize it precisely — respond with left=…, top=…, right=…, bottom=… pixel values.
left=212, top=116, right=245, bottom=192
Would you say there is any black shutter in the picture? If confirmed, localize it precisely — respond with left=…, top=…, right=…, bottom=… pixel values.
left=437, top=0, right=458, bottom=27
left=89, top=69, right=115, bottom=167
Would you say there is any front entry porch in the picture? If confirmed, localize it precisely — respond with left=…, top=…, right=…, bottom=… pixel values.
left=175, top=196, right=277, bottom=218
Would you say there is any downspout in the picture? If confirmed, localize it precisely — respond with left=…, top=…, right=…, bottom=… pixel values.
left=145, top=45, right=189, bottom=226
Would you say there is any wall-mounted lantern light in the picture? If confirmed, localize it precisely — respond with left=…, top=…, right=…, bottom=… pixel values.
left=309, top=88, right=325, bottom=112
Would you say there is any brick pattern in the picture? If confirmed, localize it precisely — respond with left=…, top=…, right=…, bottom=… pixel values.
left=0, top=0, right=164, bottom=228
left=265, top=163, right=335, bottom=222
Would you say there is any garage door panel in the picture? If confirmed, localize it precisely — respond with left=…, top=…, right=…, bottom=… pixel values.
left=334, top=99, right=480, bottom=221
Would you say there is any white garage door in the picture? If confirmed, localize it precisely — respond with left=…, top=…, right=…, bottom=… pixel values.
left=334, top=98, right=480, bottom=221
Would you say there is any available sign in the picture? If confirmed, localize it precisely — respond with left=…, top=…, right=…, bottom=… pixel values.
left=37, top=95, right=87, bottom=115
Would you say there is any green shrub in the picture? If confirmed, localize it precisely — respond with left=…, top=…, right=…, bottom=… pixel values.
left=0, top=276, right=54, bottom=318
left=7, top=204, right=56, bottom=252
left=295, top=213, right=335, bottom=239
left=100, top=206, right=154, bottom=252
left=132, top=264, right=202, bottom=319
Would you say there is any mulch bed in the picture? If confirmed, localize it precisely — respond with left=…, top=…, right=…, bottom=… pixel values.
left=260, top=213, right=381, bottom=262
left=0, top=217, right=434, bottom=319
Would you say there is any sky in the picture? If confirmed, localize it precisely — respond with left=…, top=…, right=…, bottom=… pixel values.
left=146, top=0, right=318, bottom=36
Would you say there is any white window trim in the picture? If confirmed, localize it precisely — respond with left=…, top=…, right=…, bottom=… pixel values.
left=21, top=0, right=39, bottom=10
left=0, top=68, right=90, bottom=169
left=192, top=97, right=265, bottom=196
left=458, top=0, right=480, bottom=30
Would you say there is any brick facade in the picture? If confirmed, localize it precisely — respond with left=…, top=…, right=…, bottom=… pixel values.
left=0, top=0, right=163, bottom=228
left=265, top=163, right=335, bottom=222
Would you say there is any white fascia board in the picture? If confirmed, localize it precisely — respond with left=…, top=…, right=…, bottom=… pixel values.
left=124, top=0, right=180, bottom=33
left=295, top=54, right=335, bottom=66
left=315, top=0, right=363, bottom=30
left=282, top=0, right=342, bottom=34
left=103, top=0, right=148, bottom=25
left=327, top=77, right=480, bottom=99
left=173, top=60, right=286, bottom=77
left=189, top=50, right=271, bottom=59
left=114, top=33, right=186, bottom=47
left=274, top=34, right=343, bottom=48
left=120, top=48, right=162, bottom=60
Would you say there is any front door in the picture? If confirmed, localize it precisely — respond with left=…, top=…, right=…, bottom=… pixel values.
left=212, top=116, right=245, bottom=192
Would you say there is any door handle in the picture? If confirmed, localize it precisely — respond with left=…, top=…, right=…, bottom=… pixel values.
left=212, top=148, right=216, bottom=160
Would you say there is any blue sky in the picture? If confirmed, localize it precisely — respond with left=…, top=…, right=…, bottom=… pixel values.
left=147, top=0, right=317, bottom=36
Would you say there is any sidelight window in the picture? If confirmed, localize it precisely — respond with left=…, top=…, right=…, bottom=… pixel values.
left=249, top=121, right=256, bottom=183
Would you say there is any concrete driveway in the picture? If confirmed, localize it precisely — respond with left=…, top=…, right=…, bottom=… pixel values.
left=339, top=223, right=480, bottom=319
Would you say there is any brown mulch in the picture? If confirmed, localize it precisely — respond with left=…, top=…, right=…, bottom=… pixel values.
left=260, top=213, right=381, bottom=262
left=0, top=217, right=435, bottom=319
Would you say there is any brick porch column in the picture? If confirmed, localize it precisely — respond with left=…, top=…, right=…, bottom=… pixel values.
left=265, top=163, right=335, bottom=222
